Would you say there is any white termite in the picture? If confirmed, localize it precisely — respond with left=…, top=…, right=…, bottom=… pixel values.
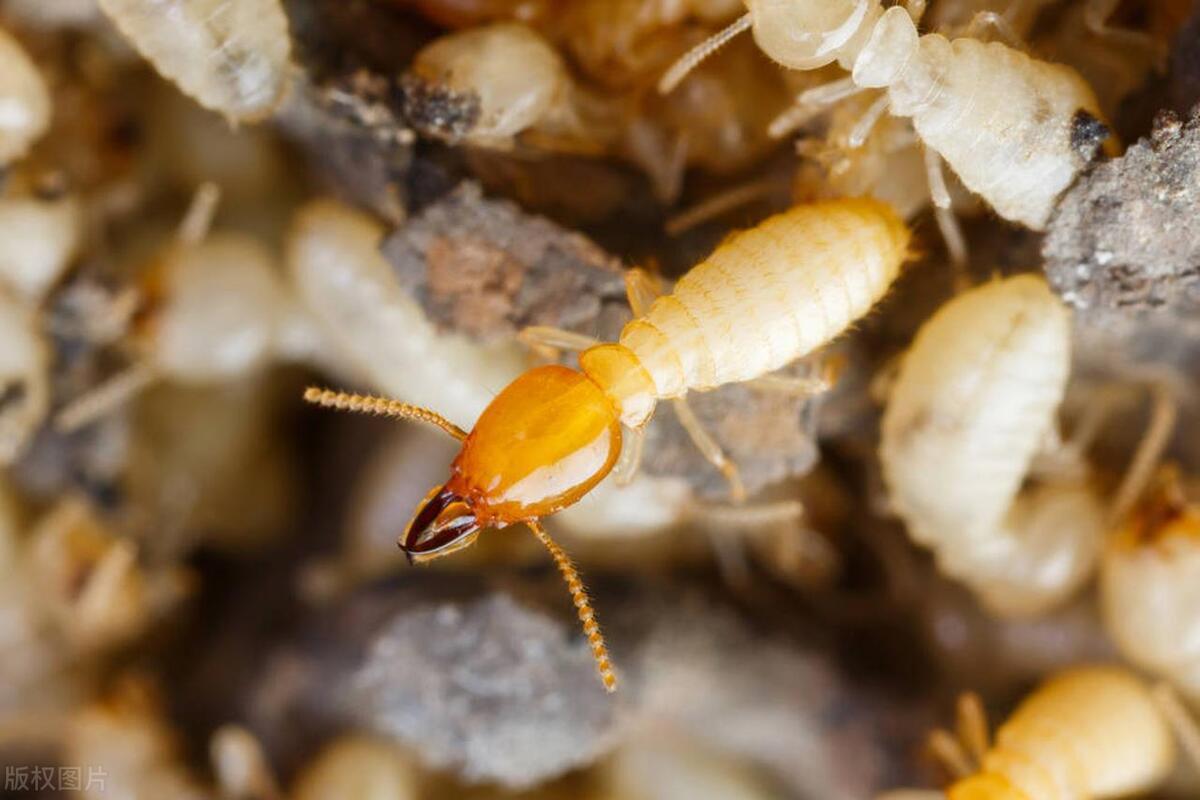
left=880, top=274, right=1107, bottom=616
left=0, top=26, right=51, bottom=166
left=659, top=1, right=1109, bottom=229
left=96, top=0, right=292, bottom=122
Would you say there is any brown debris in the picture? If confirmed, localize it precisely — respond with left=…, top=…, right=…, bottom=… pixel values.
left=1044, top=106, right=1200, bottom=312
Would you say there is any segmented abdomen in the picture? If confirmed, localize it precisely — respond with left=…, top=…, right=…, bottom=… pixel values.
left=893, top=35, right=1103, bottom=230
left=619, top=198, right=908, bottom=397
left=962, top=668, right=1175, bottom=800
left=880, top=275, right=1070, bottom=555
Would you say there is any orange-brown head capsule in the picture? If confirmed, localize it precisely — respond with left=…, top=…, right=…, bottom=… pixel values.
left=400, top=365, right=621, bottom=561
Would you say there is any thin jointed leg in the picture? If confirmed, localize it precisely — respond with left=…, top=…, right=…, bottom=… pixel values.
left=672, top=396, right=746, bottom=503
left=517, top=325, right=600, bottom=357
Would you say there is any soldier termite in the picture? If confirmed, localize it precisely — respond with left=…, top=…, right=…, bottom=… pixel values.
left=95, top=0, right=292, bottom=123
left=0, top=25, right=51, bottom=167
left=880, top=274, right=1109, bottom=617
left=880, top=665, right=1200, bottom=800
left=305, top=197, right=911, bottom=691
left=658, top=0, right=1111, bottom=230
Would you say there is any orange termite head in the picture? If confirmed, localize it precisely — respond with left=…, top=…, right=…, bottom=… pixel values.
left=400, top=364, right=622, bottom=560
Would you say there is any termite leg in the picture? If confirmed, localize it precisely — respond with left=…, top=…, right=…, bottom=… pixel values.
left=517, top=325, right=601, bottom=360
left=751, top=354, right=845, bottom=398
left=75, top=539, right=137, bottom=632
left=1083, top=0, right=1168, bottom=67
left=961, top=10, right=1027, bottom=50
left=955, top=692, right=990, bottom=769
left=529, top=520, right=617, bottom=693
left=625, top=267, right=663, bottom=318
left=768, top=76, right=869, bottom=141
left=55, top=361, right=159, bottom=433
left=926, top=727, right=975, bottom=780
left=0, top=367, right=48, bottom=464
left=1108, top=381, right=1178, bottom=525
left=613, top=423, right=646, bottom=487
left=671, top=396, right=747, bottom=503
left=302, top=387, right=468, bottom=441
left=664, top=177, right=783, bottom=237
left=923, top=147, right=969, bottom=287
left=177, top=181, right=221, bottom=246
left=211, top=725, right=283, bottom=800
left=847, top=93, right=891, bottom=149
left=1151, top=682, right=1200, bottom=773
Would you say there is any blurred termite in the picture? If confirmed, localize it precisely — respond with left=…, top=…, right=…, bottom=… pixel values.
left=0, top=26, right=50, bottom=167
left=880, top=665, right=1200, bottom=800
left=96, top=0, right=292, bottom=122
left=880, top=274, right=1110, bottom=616
left=56, top=184, right=312, bottom=431
left=658, top=0, right=1111, bottom=230
left=306, top=197, right=911, bottom=691
left=1099, top=383, right=1200, bottom=704
left=403, top=23, right=618, bottom=153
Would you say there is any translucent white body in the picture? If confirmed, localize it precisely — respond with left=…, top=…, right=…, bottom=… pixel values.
left=155, top=233, right=295, bottom=381
left=620, top=198, right=908, bottom=399
left=0, top=27, right=51, bottom=166
left=0, top=191, right=82, bottom=303
left=96, top=0, right=291, bottom=121
left=408, top=23, right=570, bottom=146
left=883, top=21, right=1105, bottom=229
left=953, top=667, right=1175, bottom=799
left=880, top=275, right=1103, bottom=616
left=286, top=199, right=525, bottom=428
left=718, top=3, right=1104, bottom=229
left=1102, top=508, right=1200, bottom=700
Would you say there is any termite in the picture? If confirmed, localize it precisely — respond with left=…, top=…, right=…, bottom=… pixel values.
left=658, top=0, right=1111, bottom=230
left=880, top=665, right=1200, bottom=800
left=880, top=274, right=1109, bottom=616
left=96, top=0, right=292, bottom=122
left=402, top=23, right=616, bottom=153
left=56, top=184, right=309, bottom=432
left=1099, top=383, right=1200, bottom=703
left=0, top=26, right=51, bottom=167
left=305, top=197, right=911, bottom=691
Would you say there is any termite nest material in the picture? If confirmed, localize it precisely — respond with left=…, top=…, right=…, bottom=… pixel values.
left=2, top=0, right=1200, bottom=797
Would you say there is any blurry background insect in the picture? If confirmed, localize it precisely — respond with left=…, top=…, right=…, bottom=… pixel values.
left=659, top=0, right=1111, bottom=231
left=1099, top=382, right=1200, bottom=705
left=880, top=274, right=1109, bottom=617
left=305, top=197, right=911, bottom=691
left=55, top=183, right=313, bottom=432
left=0, top=24, right=50, bottom=167
left=96, top=0, right=293, bottom=122
left=879, top=665, right=1197, bottom=800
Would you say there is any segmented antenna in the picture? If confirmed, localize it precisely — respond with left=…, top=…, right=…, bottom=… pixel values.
left=658, top=13, right=752, bottom=95
left=302, top=387, right=467, bottom=441
left=529, top=521, right=617, bottom=693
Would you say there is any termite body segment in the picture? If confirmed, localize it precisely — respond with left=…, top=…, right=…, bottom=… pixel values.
left=0, top=26, right=51, bottom=166
left=881, top=274, right=1105, bottom=616
left=305, top=197, right=910, bottom=691
left=947, top=667, right=1175, bottom=800
left=96, top=0, right=291, bottom=122
left=1102, top=468, right=1200, bottom=700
